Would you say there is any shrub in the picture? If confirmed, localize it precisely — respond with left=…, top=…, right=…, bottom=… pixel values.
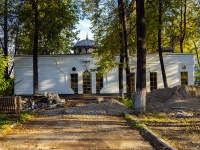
left=122, top=92, right=135, bottom=109
left=0, top=54, right=14, bottom=96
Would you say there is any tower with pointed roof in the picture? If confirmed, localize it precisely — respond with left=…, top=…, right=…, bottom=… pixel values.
left=72, top=36, right=95, bottom=54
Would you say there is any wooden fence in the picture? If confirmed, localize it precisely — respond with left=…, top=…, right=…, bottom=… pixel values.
left=0, top=96, right=22, bottom=114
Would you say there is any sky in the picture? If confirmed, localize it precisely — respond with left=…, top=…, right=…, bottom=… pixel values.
left=76, top=19, right=93, bottom=40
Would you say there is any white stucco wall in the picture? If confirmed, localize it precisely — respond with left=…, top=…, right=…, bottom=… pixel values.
left=144, top=53, right=194, bottom=92
left=14, top=53, right=194, bottom=95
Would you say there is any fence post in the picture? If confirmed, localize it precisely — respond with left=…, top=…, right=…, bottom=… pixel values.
left=0, top=96, right=22, bottom=114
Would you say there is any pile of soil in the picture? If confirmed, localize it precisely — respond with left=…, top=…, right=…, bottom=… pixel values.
left=146, top=85, right=200, bottom=113
left=42, top=99, right=128, bottom=116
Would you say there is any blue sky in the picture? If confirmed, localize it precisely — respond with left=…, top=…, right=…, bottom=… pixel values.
left=76, top=19, right=93, bottom=40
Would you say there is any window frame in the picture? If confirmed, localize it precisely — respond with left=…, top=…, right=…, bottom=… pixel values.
left=150, top=72, right=157, bottom=91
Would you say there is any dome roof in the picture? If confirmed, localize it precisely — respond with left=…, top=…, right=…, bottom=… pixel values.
left=73, top=39, right=94, bottom=49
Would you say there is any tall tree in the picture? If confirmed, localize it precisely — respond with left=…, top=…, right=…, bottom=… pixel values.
left=118, top=0, right=131, bottom=98
left=135, top=0, right=146, bottom=115
left=158, top=0, right=168, bottom=88
left=16, top=0, right=79, bottom=95
left=82, top=0, right=135, bottom=97
left=16, top=0, right=79, bottom=55
left=3, top=0, right=8, bottom=78
left=32, top=0, right=39, bottom=95
left=180, top=0, right=187, bottom=53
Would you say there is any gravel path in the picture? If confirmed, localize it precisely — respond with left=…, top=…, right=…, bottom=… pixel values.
left=0, top=114, right=154, bottom=150
left=0, top=99, right=155, bottom=150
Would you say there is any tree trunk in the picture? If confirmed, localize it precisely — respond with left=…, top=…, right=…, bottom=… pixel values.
left=118, top=0, right=125, bottom=98
left=180, top=0, right=186, bottom=53
left=4, top=0, right=9, bottom=78
left=32, top=0, right=39, bottom=96
left=158, top=0, right=168, bottom=88
left=118, top=0, right=131, bottom=98
left=135, top=0, right=146, bottom=115
left=193, top=41, right=200, bottom=66
left=118, top=52, right=124, bottom=98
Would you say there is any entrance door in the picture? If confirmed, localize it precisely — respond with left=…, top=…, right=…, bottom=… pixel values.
left=83, top=70, right=91, bottom=94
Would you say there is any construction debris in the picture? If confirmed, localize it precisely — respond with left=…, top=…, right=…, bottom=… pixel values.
left=21, top=92, right=65, bottom=110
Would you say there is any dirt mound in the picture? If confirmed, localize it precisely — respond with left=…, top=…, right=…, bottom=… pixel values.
left=147, top=85, right=200, bottom=113
left=41, top=99, right=128, bottom=116
left=64, top=99, right=128, bottom=116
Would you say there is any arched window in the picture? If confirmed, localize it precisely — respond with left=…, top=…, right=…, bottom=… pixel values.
left=82, top=70, right=91, bottom=94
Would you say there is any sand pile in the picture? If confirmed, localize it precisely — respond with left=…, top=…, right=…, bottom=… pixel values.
left=146, top=85, right=200, bottom=113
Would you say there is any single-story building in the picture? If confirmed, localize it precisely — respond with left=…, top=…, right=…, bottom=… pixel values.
left=14, top=38, right=194, bottom=95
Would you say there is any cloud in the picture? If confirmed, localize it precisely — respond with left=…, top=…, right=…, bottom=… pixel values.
left=76, top=19, right=93, bottom=40
left=79, top=20, right=92, bottom=28
left=78, top=30, right=93, bottom=40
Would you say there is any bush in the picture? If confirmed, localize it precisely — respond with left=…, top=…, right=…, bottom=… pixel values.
left=0, top=54, right=14, bottom=96
left=122, top=92, right=135, bottom=109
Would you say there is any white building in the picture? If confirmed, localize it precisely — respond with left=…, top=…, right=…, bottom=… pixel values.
left=14, top=38, right=194, bottom=95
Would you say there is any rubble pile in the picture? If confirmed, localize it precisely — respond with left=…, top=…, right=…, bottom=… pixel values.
left=42, top=99, right=129, bottom=116
left=146, top=85, right=200, bottom=115
left=64, top=99, right=128, bottom=116
left=21, top=92, right=66, bottom=110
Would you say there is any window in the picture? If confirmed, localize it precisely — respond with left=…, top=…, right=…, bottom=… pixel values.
left=181, top=72, right=188, bottom=85
left=96, top=73, right=103, bottom=94
left=130, top=73, right=135, bottom=92
left=150, top=72, right=157, bottom=91
left=78, top=49, right=81, bottom=54
left=72, top=67, right=76, bottom=71
left=71, top=74, right=78, bottom=94
left=83, top=70, right=91, bottom=94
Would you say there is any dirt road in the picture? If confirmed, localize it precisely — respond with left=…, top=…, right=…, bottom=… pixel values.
left=0, top=113, right=154, bottom=150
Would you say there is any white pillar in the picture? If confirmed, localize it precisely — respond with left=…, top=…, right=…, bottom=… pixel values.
left=91, top=72, right=96, bottom=94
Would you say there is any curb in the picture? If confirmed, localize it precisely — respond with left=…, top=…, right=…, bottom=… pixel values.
left=125, top=114, right=178, bottom=150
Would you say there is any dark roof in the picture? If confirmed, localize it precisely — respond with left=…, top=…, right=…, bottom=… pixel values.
left=73, top=39, right=94, bottom=49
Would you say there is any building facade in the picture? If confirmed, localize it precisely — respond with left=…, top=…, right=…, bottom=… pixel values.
left=14, top=39, right=194, bottom=95
left=14, top=54, right=194, bottom=95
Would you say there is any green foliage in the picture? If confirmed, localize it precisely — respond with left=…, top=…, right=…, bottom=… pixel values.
left=0, top=78, right=14, bottom=96
left=0, top=111, right=33, bottom=134
left=146, top=0, right=200, bottom=53
left=125, top=114, right=145, bottom=130
left=13, top=0, right=80, bottom=54
left=18, top=111, right=33, bottom=123
left=82, top=0, right=136, bottom=75
left=83, top=0, right=200, bottom=54
left=122, top=92, right=135, bottom=109
left=122, top=98, right=133, bottom=109
left=0, top=54, right=13, bottom=96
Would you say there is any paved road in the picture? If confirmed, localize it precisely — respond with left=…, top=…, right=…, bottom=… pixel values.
left=0, top=113, right=155, bottom=150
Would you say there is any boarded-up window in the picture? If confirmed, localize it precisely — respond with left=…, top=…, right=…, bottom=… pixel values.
left=150, top=72, right=157, bottom=91
left=181, top=72, right=188, bottom=85
left=71, top=74, right=78, bottom=94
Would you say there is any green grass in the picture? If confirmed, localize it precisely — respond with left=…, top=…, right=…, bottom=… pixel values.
left=125, top=113, right=200, bottom=149
left=0, top=111, right=34, bottom=134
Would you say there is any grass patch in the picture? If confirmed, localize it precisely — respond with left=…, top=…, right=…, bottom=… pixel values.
left=129, top=113, right=200, bottom=149
left=0, top=111, right=34, bottom=135
left=125, top=114, right=145, bottom=130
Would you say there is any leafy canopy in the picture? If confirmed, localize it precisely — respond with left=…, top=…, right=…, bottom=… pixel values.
left=16, top=0, right=80, bottom=54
